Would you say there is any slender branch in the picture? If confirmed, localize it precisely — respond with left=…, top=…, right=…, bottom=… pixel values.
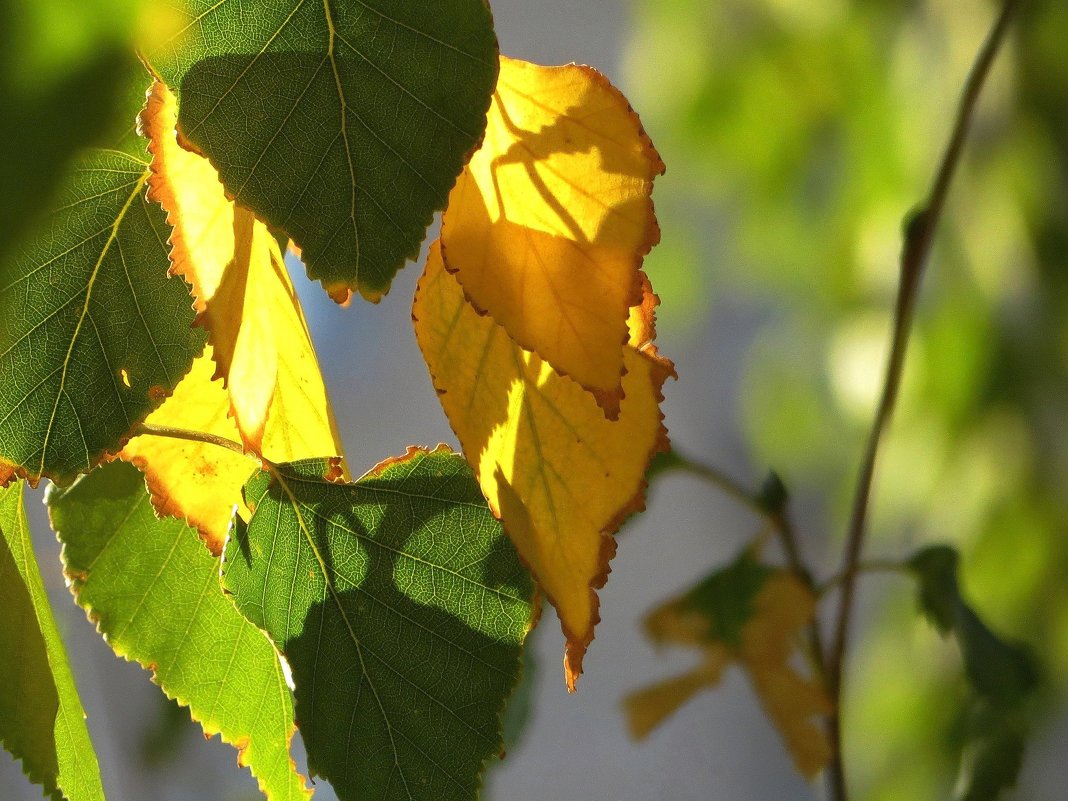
left=817, top=559, right=907, bottom=597
left=824, top=3, right=1020, bottom=798
left=131, top=422, right=251, bottom=458
left=670, top=453, right=771, bottom=520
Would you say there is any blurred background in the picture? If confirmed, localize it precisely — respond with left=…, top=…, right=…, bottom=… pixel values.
left=5, top=0, right=1068, bottom=798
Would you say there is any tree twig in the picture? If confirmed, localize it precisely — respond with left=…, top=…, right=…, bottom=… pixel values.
left=824, top=2, right=1020, bottom=798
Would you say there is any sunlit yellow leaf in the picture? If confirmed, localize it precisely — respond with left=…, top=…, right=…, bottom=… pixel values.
left=139, top=79, right=343, bottom=461
left=414, top=243, right=672, bottom=690
left=119, top=351, right=256, bottom=554
left=625, top=563, right=832, bottom=779
left=440, top=56, right=664, bottom=418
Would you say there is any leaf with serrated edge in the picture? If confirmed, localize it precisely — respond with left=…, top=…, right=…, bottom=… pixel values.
left=149, top=0, right=499, bottom=302
left=0, top=71, right=205, bottom=484
left=441, top=56, right=664, bottom=418
left=119, top=350, right=260, bottom=554
left=0, top=480, right=104, bottom=801
left=48, top=462, right=310, bottom=801
left=414, top=243, right=672, bottom=689
left=139, top=79, right=345, bottom=459
left=222, top=446, right=533, bottom=801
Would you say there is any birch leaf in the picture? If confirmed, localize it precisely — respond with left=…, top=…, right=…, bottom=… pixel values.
left=414, top=243, right=672, bottom=689
left=441, top=56, right=664, bottom=417
left=0, top=480, right=103, bottom=801
left=222, top=447, right=533, bottom=801
left=625, top=551, right=832, bottom=779
left=140, top=79, right=343, bottom=461
left=150, top=0, right=499, bottom=301
left=48, top=462, right=309, bottom=801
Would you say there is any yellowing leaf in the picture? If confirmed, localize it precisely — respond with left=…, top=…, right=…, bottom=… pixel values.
left=119, top=352, right=257, bottom=554
left=625, top=559, right=832, bottom=779
left=139, top=79, right=342, bottom=461
left=414, top=243, right=672, bottom=690
left=440, top=56, right=664, bottom=418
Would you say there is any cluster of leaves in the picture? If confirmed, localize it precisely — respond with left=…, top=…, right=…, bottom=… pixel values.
left=0, top=1, right=673, bottom=799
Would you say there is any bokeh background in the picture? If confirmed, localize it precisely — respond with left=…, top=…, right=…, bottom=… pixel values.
left=5, top=0, right=1068, bottom=798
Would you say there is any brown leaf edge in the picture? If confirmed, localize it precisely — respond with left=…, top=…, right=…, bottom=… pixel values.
left=439, top=56, right=666, bottom=422
left=412, top=256, right=674, bottom=691
left=49, top=468, right=313, bottom=801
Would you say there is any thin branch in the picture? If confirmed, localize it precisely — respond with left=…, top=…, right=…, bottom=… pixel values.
left=817, top=559, right=907, bottom=597
left=824, top=2, right=1020, bottom=798
left=131, top=422, right=252, bottom=458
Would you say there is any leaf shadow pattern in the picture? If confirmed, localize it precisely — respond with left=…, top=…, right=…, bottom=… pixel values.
left=438, top=57, right=665, bottom=412
left=168, top=20, right=497, bottom=300
left=224, top=448, right=533, bottom=801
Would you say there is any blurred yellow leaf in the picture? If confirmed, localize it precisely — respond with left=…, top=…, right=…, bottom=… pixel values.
left=139, top=79, right=343, bottom=462
left=119, top=351, right=255, bottom=554
left=440, top=56, right=664, bottom=418
left=625, top=563, right=832, bottom=779
left=414, top=243, right=672, bottom=689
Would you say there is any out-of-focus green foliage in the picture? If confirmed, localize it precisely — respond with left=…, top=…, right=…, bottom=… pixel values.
left=626, top=0, right=1068, bottom=796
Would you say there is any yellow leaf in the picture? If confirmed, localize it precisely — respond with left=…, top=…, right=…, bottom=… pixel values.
left=625, top=567, right=832, bottom=779
left=414, top=242, right=672, bottom=690
left=440, top=56, right=664, bottom=418
left=139, top=79, right=343, bottom=462
left=119, top=351, right=257, bottom=554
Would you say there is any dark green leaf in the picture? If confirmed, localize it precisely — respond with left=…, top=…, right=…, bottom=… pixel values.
left=47, top=461, right=309, bottom=801
left=151, top=0, right=499, bottom=301
left=0, top=480, right=104, bottom=801
left=223, top=447, right=534, bottom=801
left=0, top=72, right=205, bottom=484
left=906, top=544, right=1038, bottom=801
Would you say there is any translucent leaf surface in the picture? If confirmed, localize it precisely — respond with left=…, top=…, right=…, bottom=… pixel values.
left=0, top=74, right=205, bottom=484
left=150, top=0, right=499, bottom=301
left=119, top=351, right=260, bottom=554
left=223, top=446, right=533, bottom=801
left=48, top=462, right=309, bottom=800
left=414, top=244, right=672, bottom=689
left=139, top=79, right=344, bottom=458
left=441, top=56, right=664, bottom=415
left=0, top=481, right=103, bottom=801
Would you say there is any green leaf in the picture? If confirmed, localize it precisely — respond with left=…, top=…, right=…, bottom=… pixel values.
left=47, top=461, right=309, bottom=801
left=0, top=480, right=104, bottom=801
left=0, top=0, right=146, bottom=262
left=222, top=447, right=534, bottom=801
left=0, top=73, right=205, bottom=484
left=906, top=545, right=1039, bottom=801
left=150, top=0, right=499, bottom=302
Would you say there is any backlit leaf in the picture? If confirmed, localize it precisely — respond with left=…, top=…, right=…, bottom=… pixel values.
left=119, top=351, right=259, bottom=554
left=414, top=243, right=672, bottom=689
left=0, top=71, right=204, bottom=484
left=441, top=56, right=664, bottom=416
left=150, top=0, right=499, bottom=302
left=48, top=462, right=309, bottom=801
left=0, top=480, right=103, bottom=801
left=222, top=446, right=533, bottom=801
left=139, top=79, right=344, bottom=459
left=625, top=552, right=832, bottom=779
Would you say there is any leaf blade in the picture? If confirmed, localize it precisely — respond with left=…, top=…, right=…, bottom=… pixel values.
left=151, top=0, right=499, bottom=301
left=0, top=480, right=104, bottom=801
left=223, top=447, right=533, bottom=801
left=48, top=462, right=310, bottom=801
